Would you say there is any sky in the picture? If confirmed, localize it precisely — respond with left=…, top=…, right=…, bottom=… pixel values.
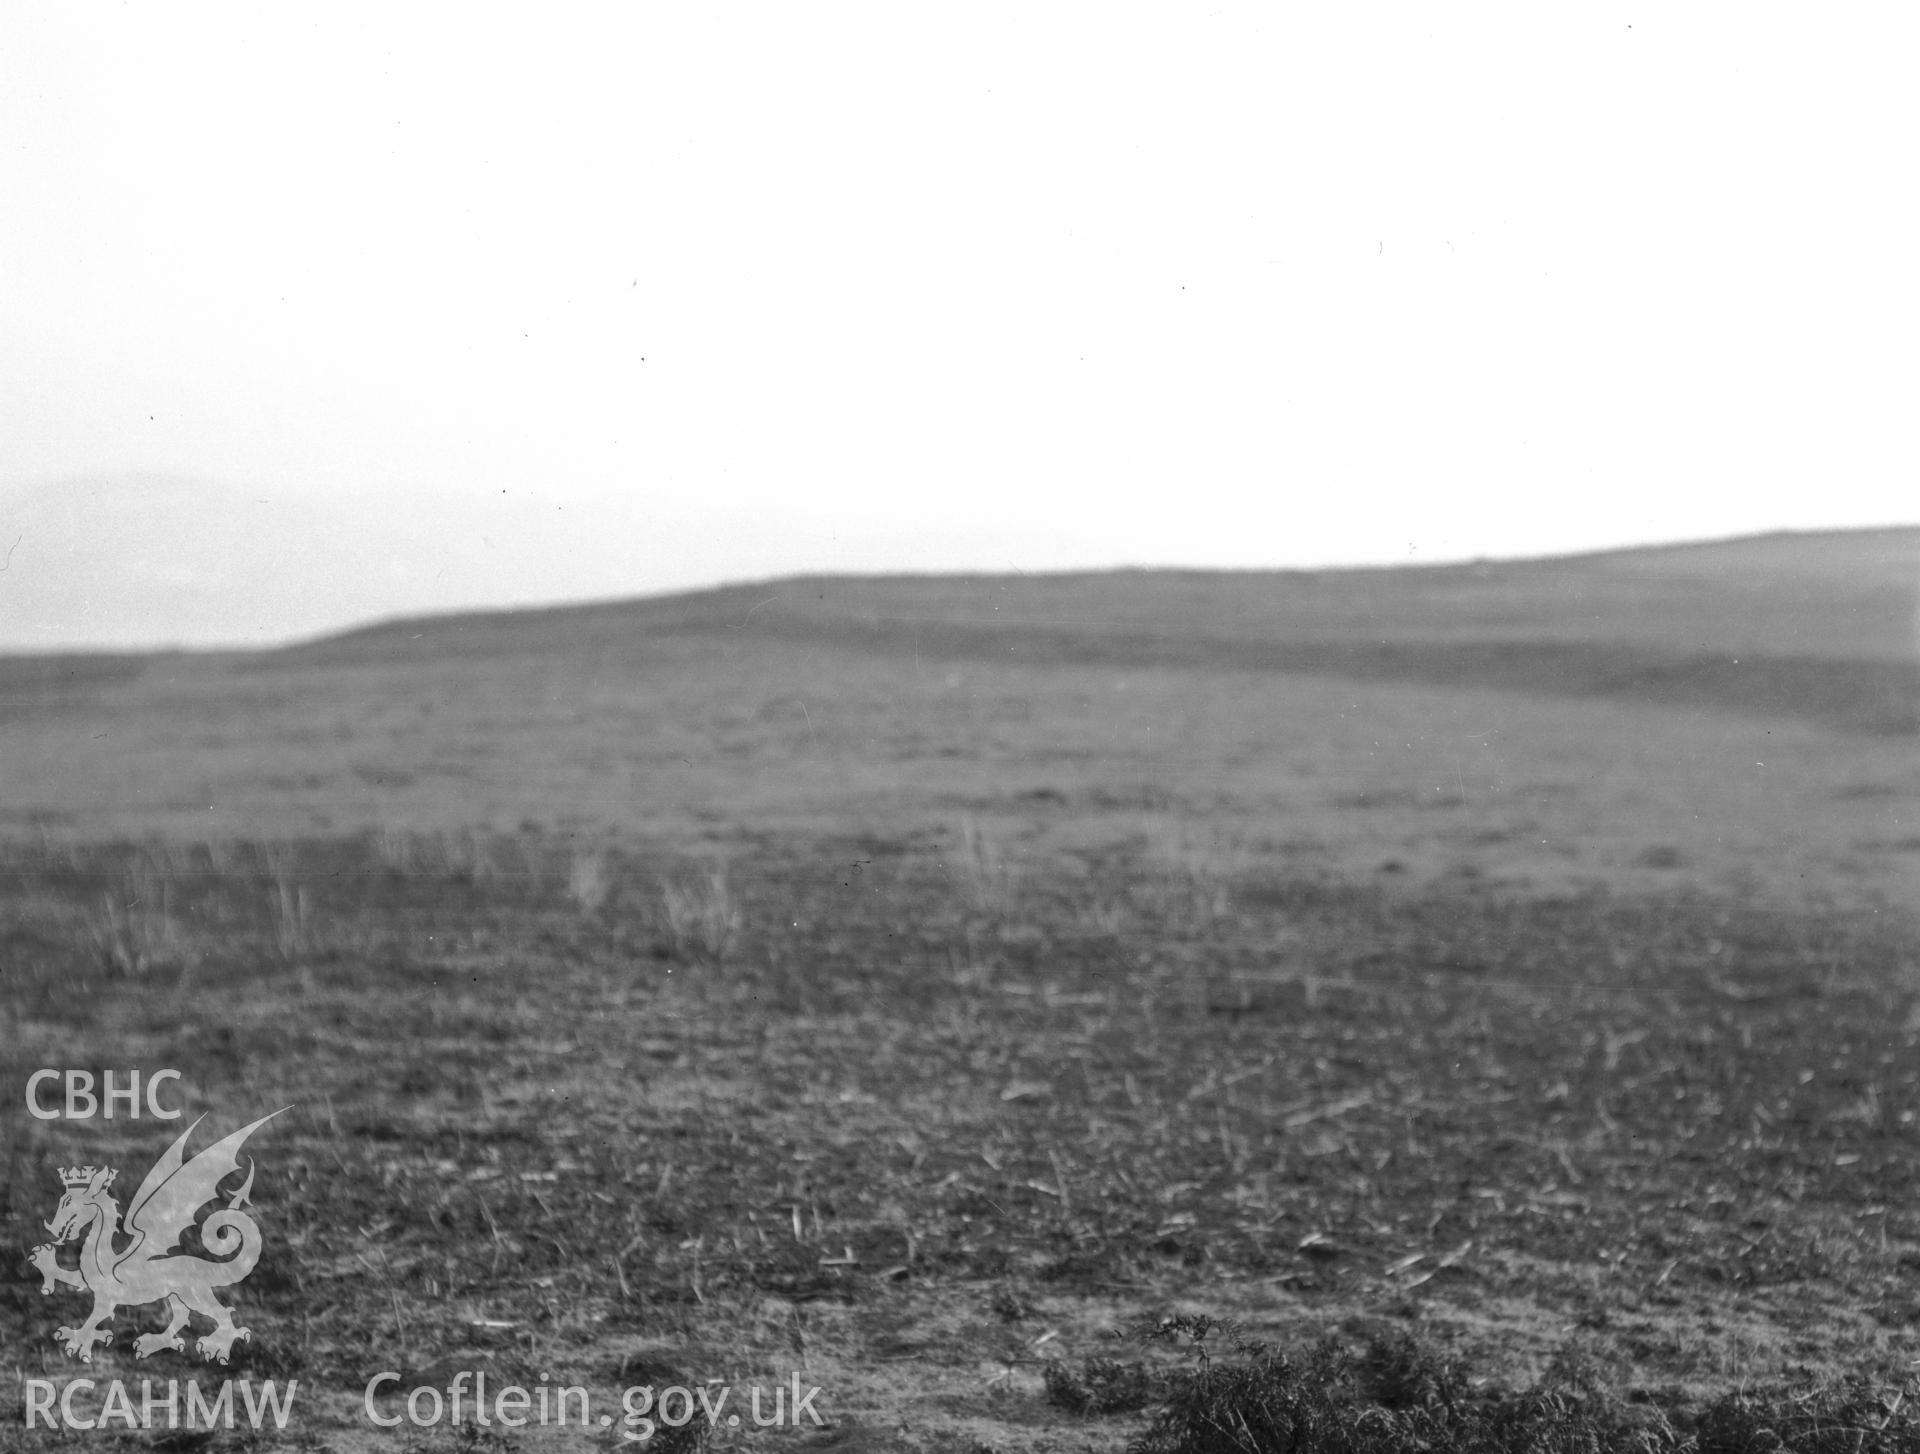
left=2, top=5, right=1915, bottom=649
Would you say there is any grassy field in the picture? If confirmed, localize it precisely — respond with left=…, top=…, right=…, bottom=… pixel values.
left=3, top=528, right=1919, bottom=1451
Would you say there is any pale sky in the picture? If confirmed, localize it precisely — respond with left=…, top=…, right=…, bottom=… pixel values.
left=2, top=5, right=1915, bottom=648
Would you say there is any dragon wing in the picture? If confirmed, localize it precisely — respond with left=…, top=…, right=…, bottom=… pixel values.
left=116, top=1109, right=289, bottom=1270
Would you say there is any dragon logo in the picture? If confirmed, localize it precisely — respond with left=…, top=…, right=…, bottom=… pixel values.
left=28, top=1110, right=288, bottom=1364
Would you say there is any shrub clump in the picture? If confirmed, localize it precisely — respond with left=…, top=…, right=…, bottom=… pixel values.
left=1044, top=1356, right=1167, bottom=1416
left=1097, top=1317, right=1920, bottom=1454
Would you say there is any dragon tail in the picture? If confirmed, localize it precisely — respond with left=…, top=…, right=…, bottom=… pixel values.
left=192, top=1208, right=266, bottom=1287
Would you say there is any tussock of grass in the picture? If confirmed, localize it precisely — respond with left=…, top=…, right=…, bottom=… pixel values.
left=1090, top=1318, right=1920, bottom=1454
left=567, top=846, right=613, bottom=913
left=371, top=827, right=531, bottom=888
left=659, top=865, right=741, bottom=965
left=1044, top=1355, right=1168, bottom=1416
left=86, top=856, right=182, bottom=974
left=267, top=873, right=313, bottom=960
left=990, top=1282, right=1038, bottom=1323
left=955, top=814, right=1017, bottom=919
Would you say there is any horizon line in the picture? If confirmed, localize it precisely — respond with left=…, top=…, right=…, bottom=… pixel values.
left=7, top=520, right=1916, bottom=661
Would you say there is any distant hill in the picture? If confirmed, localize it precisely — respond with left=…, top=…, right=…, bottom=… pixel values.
left=2, top=525, right=1915, bottom=865
left=2, top=527, right=1915, bottom=738
left=277, top=527, right=1919, bottom=735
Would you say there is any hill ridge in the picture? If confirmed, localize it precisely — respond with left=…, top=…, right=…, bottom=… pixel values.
left=290, top=524, right=1920, bottom=654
